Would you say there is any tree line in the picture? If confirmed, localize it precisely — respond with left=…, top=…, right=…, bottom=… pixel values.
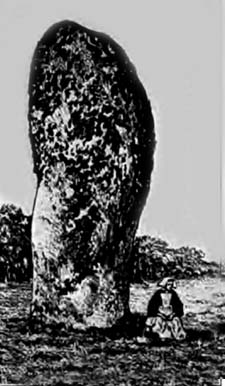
left=0, top=204, right=218, bottom=284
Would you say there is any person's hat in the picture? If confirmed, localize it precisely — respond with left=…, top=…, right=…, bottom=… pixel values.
left=158, top=277, right=176, bottom=288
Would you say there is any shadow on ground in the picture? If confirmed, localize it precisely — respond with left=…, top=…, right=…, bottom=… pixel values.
left=5, top=311, right=225, bottom=343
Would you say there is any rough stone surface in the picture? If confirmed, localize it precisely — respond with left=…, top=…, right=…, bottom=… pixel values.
left=28, top=20, right=155, bottom=328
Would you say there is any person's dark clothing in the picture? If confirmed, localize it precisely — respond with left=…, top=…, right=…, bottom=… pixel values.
left=147, top=289, right=184, bottom=318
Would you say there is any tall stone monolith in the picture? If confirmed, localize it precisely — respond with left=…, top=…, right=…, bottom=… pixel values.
left=28, top=20, right=155, bottom=329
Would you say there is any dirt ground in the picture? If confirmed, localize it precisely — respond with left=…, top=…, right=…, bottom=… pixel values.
left=0, top=276, right=225, bottom=385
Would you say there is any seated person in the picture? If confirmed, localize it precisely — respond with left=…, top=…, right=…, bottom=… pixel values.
left=143, top=277, right=186, bottom=341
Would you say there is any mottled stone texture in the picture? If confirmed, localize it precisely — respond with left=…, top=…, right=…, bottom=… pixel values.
left=28, top=20, right=155, bottom=328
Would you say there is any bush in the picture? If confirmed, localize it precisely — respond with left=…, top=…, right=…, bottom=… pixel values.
left=0, top=204, right=32, bottom=282
left=131, top=235, right=219, bottom=283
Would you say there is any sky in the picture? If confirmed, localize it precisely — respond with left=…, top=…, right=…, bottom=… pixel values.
left=0, top=0, right=223, bottom=261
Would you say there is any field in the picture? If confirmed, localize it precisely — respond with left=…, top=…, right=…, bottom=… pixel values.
left=0, top=276, right=225, bottom=385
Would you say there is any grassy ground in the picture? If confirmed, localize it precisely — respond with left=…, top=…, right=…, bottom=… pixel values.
left=0, top=277, right=225, bottom=385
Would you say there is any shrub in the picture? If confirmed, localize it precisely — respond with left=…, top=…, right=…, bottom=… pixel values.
left=131, top=235, right=219, bottom=282
left=0, top=204, right=32, bottom=282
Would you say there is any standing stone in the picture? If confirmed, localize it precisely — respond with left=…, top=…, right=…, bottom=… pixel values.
left=28, top=20, right=155, bottom=329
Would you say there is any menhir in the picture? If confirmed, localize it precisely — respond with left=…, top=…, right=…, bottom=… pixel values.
left=28, top=20, right=155, bottom=329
